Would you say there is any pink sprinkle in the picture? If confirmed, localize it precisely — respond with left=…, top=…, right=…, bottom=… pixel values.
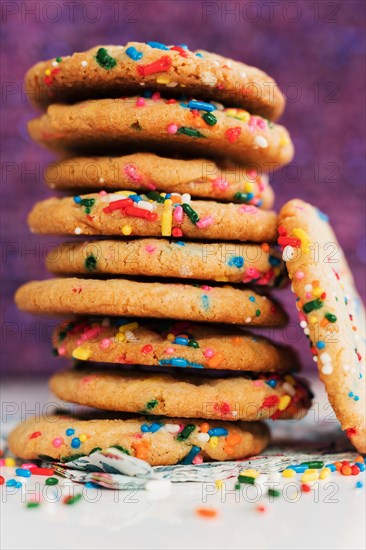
left=99, top=190, right=107, bottom=196
left=152, top=92, right=161, bottom=101
left=52, top=437, right=63, bottom=448
left=253, top=380, right=264, bottom=387
left=201, top=285, right=212, bottom=291
left=136, top=97, right=145, bottom=107
left=21, top=463, right=37, bottom=469
left=247, top=168, right=258, bottom=179
left=196, top=216, right=215, bottom=229
left=295, top=271, right=305, bottom=280
left=76, top=338, right=83, bottom=345
left=58, top=346, right=66, bottom=356
left=173, top=204, right=183, bottom=222
left=165, top=347, right=175, bottom=354
left=243, top=267, right=261, bottom=281
left=212, top=177, right=229, bottom=191
left=193, top=455, right=203, bottom=464
left=145, top=244, right=156, bottom=253
left=100, top=338, right=111, bottom=349
left=167, top=123, right=178, bottom=134
left=305, top=293, right=311, bottom=299
left=239, top=205, right=257, bottom=214
left=204, top=348, right=215, bottom=358
left=124, top=163, right=141, bottom=182
left=82, top=327, right=103, bottom=341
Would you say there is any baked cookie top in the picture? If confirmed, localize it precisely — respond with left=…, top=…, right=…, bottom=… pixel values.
left=28, top=191, right=278, bottom=242
left=27, top=96, right=293, bottom=167
left=45, top=153, right=274, bottom=208
left=25, top=42, right=285, bottom=119
left=53, top=317, right=300, bottom=372
left=278, top=199, right=365, bottom=452
left=49, top=367, right=312, bottom=421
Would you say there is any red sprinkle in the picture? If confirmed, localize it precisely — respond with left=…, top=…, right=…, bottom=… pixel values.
left=351, top=465, right=360, bottom=475
left=141, top=344, right=153, bottom=354
left=301, top=483, right=311, bottom=493
left=137, top=56, right=172, bottom=76
left=278, top=236, right=301, bottom=247
left=256, top=504, right=267, bottom=513
left=0, top=475, right=5, bottom=485
left=261, top=395, right=280, bottom=409
left=170, top=46, right=188, bottom=58
left=29, top=467, right=55, bottom=476
left=29, top=431, right=42, bottom=439
left=124, top=206, right=158, bottom=221
left=225, top=127, right=241, bottom=143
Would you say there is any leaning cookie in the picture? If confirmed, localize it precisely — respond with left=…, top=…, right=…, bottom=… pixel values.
left=27, top=97, right=293, bottom=167
left=45, top=153, right=274, bottom=208
left=53, top=318, right=299, bottom=373
left=28, top=192, right=278, bottom=242
left=278, top=199, right=366, bottom=453
left=46, top=239, right=286, bottom=286
left=15, top=278, right=287, bottom=326
left=50, top=368, right=312, bottom=421
left=25, top=42, right=285, bottom=119
left=8, top=414, right=270, bottom=465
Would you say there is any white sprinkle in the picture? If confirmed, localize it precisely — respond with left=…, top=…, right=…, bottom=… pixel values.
left=74, top=227, right=82, bottom=235
left=166, top=81, right=178, bottom=87
left=245, top=317, right=252, bottom=323
left=304, top=327, right=310, bottom=335
left=254, top=136, right=268, bottom=148
left=211, top=101, right=224, bottom=111
left=137, top=200, right=155, bottom=212
left=165, top=424, right=180, bottom=434
left=51, top=61, right=58, bottom=67
left=282, top=245, right=294, bottom=261
left=304, top=284, right=313, bottom=292
left=240, top=71, right=247, bottom=79
left=181, top=193, right=191, bottom=204
left=81, top=60, right=88, bottom=67
left=139, top=82, right=146, bottom=86
left=197, top=433, right=210, bottom=443
left=99, top=177, right=105, bottom=184
left=282, top=382, right=296, bottom=396
left=322, top=364, right=333, bottom=375
left=313, top=356, right=318, bottom=362
left=320, top=352, right=331, bottom=364
left=300, top=320, right=307, bottom=328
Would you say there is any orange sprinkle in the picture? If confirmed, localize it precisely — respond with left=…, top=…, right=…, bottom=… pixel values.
left=200, top=422, right=210, bottom=433
left=261, top=243, right=270, bottom=252
left=132, top=440, right=150, bottom=460
left=208, top=353, right=224, bottom=368
left=226, top=433, right=242, bottom=446
left=196, top=506, right=218, bottom=518
left=224, top=445, right=234, bottom=455
left=341, top=465, right=352, bottom=476
left=231, top=336, right=242, bottom=345
left=320, top=318, right=330, bottom=328
left=355, top=455, right=364, bottom=463
left=334, top=461, right=343, bottom=471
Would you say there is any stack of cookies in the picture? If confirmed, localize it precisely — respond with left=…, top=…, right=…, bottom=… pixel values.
left=10, top=42, right=314, bottom=466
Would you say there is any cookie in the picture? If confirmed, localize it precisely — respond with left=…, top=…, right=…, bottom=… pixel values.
left=278, top=199, right=366, bottom=452
left=25, top=42, right=285, bottom=120
left=46, top=239, right=285, bottom=286
left=49, top=368, right=312, bottom=421
left=53, top=318, right=299, bottom=373
left=8, top=414, right=270, bottom=465
left=45, top=153, right=274, bottom=208
left=27, top=97, right=293, bottom=168
left=28, top=192, right=278, bottom=242
left=15, top=278, right=287, bottom=326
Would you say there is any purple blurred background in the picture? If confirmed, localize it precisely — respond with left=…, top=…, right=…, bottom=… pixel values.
left=1, top=0, right=365, bottom=376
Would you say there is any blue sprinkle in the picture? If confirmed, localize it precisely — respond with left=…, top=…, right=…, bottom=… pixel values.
left=71, top=437, right=81, bottom=449
left=187, top=99, right=216, bottom=112
left=147, top=41, right=169, bottom=50
left=354, top=395, right=359, bottom=401
left=175, top=241, right=185, bottom=246
left=269, top=255, right=281, bottom=266
left=6, top=479, right=17, bottom=487
left=249, top=296, right=256, bottom=302
left=174, top=336, right=189, bottom=346
left=257, top=200, right=263, bottom=207
left=141, top=424, right=150, bottom=432
left=171, top=358, right=189, bottom=367
left=316, top=341, right=325, bottom=349
left=228, top=256, right=244, bottom=269
left=202, top=295, right=209, bottom=310
left=142, top=90, right=153, bottom=98
left=356, top=481, right=363, bottom=489
left=130, top=194, right=142, bottom=202
left=246, top=193, right=254, bottom=200
left=325, top=463, right=337, bottom=472
left=66, top=428, right=75, bottom=436
left=179, top=102, right=189, bottom=108
left=85, top=482, right=99, bottom=489
left=196, top=53, right=204, bottom=58
left=177, top=44, right=188, bottom=50
left=316, top=208, right=329, bottom=222
left=149, top=423, right=162, bottom=433
left=208, top=428, right=229, bottom=437
left=165, top=193, right=171, bottom=199
left=189, top=362, right=205, bottom=369
left=349, top=392, right=354, bottom=398
left=288, top=465, right=307, bottom=473
left=125, top=46, right=143, bottom=61
left=355, top=462, right=365, bottom=472
left=267, top=379, right=277, bottom=388
left=73, top=196, right=81, bottom=204
left=180, top=445, right=201, bottom=465
left=15, top=468, right=31, bottom=478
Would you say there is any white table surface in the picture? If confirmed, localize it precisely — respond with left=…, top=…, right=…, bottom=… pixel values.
left=1, top=378, right=365, bottom=550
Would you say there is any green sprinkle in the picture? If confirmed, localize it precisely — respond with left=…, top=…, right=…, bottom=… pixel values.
left=55, top=57, right=62, bottom=63
left=177, top=127, right=206, bottom=138
left=188, top=339, right=199, bottom=348
left=45, top=477, right=59, bottom=486
left=182, top=203, right=200, bottom=224
left=80, top=198, right=95, bottom=208
left=325, top=313, right=337, bottom=323
left=202, top=112, right=217, bottom=126
left=235, top=482, right=241, bottom=490
left=95, top=48, right=116, bottom=69
left=255, top=309, right=261, bottom=317
left=111, top=445, right=130, bottom=455
left=233, top=192, right=249, bottom=203
left=303, top=299, right=323, bottom=313
left=300, top=461, right=324, bottom=469
left=85, top=254, right=97, bottom=271
left=177, top=423, right=196, bottom=441
left=238, top=474, right=255, bottom=484
left=146, top=191, right=165, bottom=203
left=26, top=502, right=40, bottom=509
left=64, top=493, right=83, bottom=505
left=146, top=399, right=159, bottom=411
left=268, top=488, right=281, bottom=498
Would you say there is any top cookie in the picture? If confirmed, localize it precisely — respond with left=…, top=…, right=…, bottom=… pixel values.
left=278, top=199, right=365, bottom=452
left=25, top=42, right=285, bottom=120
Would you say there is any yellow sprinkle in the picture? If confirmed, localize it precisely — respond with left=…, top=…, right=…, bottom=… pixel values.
left=215, top=480, right=223, bottom=489
left=282, top=469, right=295, bottom=478
left=167, top=333, right=175, bottom=342
left=209, top=436, right=218, bottom=448
left=122, top=225, right=132, bottom=236
left=5, top=457, right=16, bottom=467
left=156, top=76, right=170, bottom=84
left=119, top=322, right=139, bottom=333
left=115, top=332, right=126, bottom=343
left=312, top=287, right=324, bottom=298
left=279, top=395, right=291, bottom=411
left=320, top=468, right=331, bottom=480
left=240, top=469, right=259, bottom=478
left=309, top=316, right=317, bottom=324
left=244, top=182, right=254, bottom=193
left=72, top=346, right=91, bottom=361
left=292, top=228, right=311, bottom=254
left=45, top=69, right=51, bottom=75
left=161, top=199, right=173, bottom=237
left=79, top=434, right=87, bottom=442
left=284, top=374, right=295, bottom=384
left=301, top=471, right=319, bottom=482
left=215, top=277, right=229, bottom=282
left=225, top=108, right=238, bottom=117
left=116, top=190, right=133, bottom=196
